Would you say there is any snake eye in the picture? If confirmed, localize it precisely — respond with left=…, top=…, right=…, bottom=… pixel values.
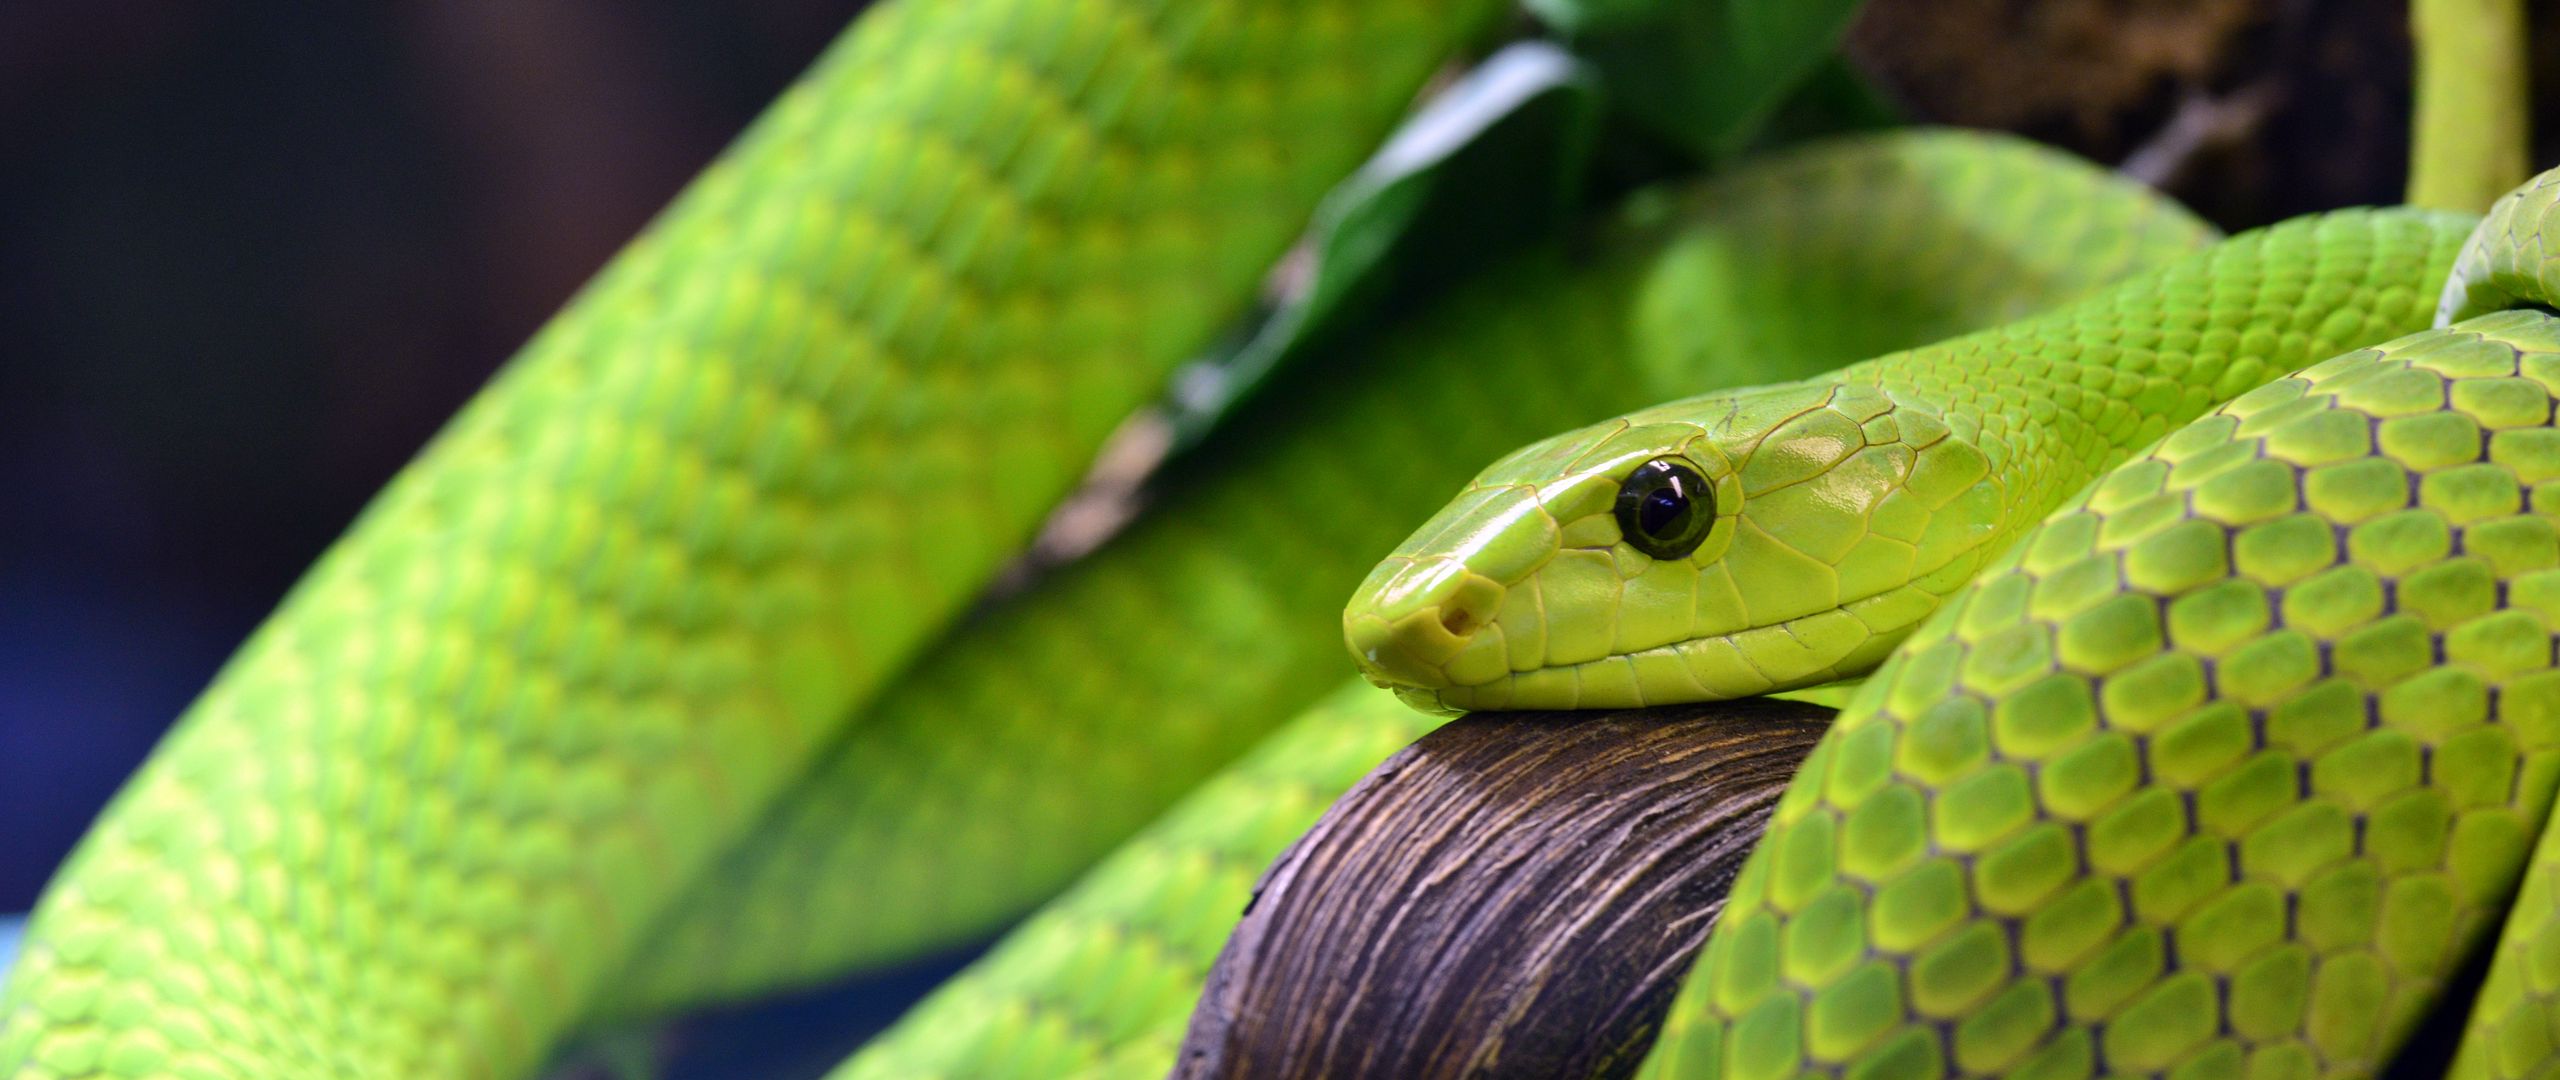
left=1613, top=457, right=1715, bottom=560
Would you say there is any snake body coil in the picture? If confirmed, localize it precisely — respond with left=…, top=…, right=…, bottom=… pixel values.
left=11, top=2, right=2560, bottom=1076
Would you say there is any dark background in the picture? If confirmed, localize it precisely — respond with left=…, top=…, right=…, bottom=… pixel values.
left=0, top=4, right=2543, bottom=1070
left=0, top=0, right=869, bottom=909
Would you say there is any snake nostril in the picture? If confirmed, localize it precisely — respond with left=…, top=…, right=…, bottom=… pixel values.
left=1440, top=607, right=1475, bottom=637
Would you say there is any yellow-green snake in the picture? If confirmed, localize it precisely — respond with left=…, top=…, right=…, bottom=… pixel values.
left=1340, top=156, right=2560, bottom=1080
left=6, top=3, right=2560, bottom=1079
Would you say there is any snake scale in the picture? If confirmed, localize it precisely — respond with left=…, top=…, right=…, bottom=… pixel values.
left=7, top=2, right=2560, bottom=1078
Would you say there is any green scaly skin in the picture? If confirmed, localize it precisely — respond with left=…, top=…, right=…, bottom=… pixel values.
left=828, top=132, right=2217, bottom=1078
left=1642, top=306, right=2560, bottom=1078
left=0, top=1, right=1500, bottom=1075
left=2417, top=170, right=2560, bottom=1080
left=11, top=2, right=2541, bottom=1076
left=1347, top=173, right=2560, bottom=1073
left=604, top=129, right=2218, bottom=1019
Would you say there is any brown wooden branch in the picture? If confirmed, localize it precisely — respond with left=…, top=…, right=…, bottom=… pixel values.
left=1176, top=698, right=1833, bottom=1080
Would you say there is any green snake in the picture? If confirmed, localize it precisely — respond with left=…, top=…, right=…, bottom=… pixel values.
left=1337, top=154, right=2560, bottom=1080
left=5, top=3, right=2558, bottom=1079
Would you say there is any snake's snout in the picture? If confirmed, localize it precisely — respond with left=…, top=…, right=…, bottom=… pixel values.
left=1343, top=556, right=1506, bottom=693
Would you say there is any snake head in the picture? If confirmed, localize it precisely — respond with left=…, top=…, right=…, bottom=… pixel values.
left=1344, top=380, right=2002, bottom=713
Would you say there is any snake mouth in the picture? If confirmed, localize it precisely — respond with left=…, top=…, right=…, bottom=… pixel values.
left=1373, top=571, right=1962, bottom=714
left=1386, top=637, right=1848, bottom=714
left=1345, top=554, right=1512, bottom=692
left=1352, top=448, right=2006, bottom=713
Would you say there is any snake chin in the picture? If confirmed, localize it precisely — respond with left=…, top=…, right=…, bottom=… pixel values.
left=1381, top=682, right=1470, bottom=717
left=1371, top=579, right=1952, bottom=714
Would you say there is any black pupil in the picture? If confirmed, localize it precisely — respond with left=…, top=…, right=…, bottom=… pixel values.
left=1613, top=457, right=1715, bottom=560
left=1640, top=488, right=1687, bottom=537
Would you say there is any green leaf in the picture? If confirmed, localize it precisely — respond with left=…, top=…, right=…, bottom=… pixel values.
left=1167, top=42, right=1604, bottom=443
left=1532, top=0, right=1869, bottom=163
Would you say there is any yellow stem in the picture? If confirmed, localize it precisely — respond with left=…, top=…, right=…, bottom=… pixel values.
left=2407, top=0, right=2530, bottom=211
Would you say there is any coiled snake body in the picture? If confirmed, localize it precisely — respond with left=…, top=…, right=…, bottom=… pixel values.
left=1349, top=163, right=2560, bottom=1078
left=5, top=2, right=2559, bottom=1078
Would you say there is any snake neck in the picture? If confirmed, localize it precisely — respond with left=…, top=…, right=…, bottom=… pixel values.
left=1852, top=208, right=2467, bottom=517
left=2440, top=163, right=2560, bottom=322
left=1828, top=206, right=2483, bottom=596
